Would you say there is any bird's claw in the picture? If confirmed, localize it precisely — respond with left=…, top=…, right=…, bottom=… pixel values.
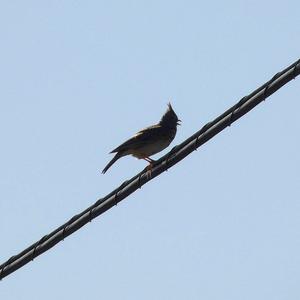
left=146, top=163, right=153, bottom=179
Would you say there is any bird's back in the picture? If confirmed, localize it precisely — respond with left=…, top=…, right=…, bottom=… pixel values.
left=110, top=124, right=177, bottom=158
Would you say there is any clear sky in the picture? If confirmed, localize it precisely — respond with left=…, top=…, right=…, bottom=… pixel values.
left=1, top=1, right=300, bottom=299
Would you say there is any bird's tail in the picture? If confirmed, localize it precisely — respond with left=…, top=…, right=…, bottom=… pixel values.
left=102, top=152, right=123, bottom=174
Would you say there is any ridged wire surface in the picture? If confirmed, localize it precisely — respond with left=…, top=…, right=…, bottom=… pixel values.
left=1, top=59, right=300, bottom=280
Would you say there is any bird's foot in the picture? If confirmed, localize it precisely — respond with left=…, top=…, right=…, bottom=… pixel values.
left=146, top=163, right=153, bottom=179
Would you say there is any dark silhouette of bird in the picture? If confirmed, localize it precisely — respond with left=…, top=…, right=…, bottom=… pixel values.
left=102, top=103, right=181, bottom=174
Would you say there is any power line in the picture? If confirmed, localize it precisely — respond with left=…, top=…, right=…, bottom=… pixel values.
left=1, top=59, right=299, bottom=280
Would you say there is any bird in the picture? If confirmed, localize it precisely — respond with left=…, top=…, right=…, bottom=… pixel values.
left=102, top=103, right=181, bottom=174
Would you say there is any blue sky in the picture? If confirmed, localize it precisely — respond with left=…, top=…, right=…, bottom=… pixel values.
left=1, top=1, right=300, bottom=299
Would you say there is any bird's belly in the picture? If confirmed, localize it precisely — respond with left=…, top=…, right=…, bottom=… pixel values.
left=130, top=139, right=171, bottom=159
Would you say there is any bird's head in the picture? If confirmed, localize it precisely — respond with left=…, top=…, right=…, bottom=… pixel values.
left=159, top=103, right=181, bottom=128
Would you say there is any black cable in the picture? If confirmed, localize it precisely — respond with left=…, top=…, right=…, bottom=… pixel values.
left=1, top=59, right=299, bottom=280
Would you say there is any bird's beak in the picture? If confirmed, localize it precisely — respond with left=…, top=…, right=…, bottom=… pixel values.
left=177, top=119, right=182, bottom=126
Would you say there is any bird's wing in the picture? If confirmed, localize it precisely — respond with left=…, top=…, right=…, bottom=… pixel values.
left=110, top=125, right=162, bottom=153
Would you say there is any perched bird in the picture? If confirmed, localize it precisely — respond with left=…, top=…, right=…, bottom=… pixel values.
left=102, top=103, right=181, bottom=174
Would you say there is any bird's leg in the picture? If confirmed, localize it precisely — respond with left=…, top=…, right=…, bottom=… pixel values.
left=143, top=157, right=155, bottom=163
left=143, top=157, right=155, bottom=179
